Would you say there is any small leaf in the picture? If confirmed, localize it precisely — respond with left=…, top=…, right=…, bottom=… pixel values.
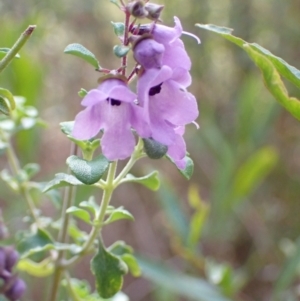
left=143, top=138, right=168, bottom=159
left=64, top=43, right=100, bottom=69
left=0, top=48, right=20, bottom=58
left=108, top=241, right=134, bottom=256
left=105, top=208, right=134, bottom=224
left=91, top=241, right=128, bottom=298
left=167, top=155, right=194, bottom=180
left=17, top=258, right=54, bottom=277
left=113, top=45, right=130, bottom=58
left=78, top=88, right=88, bottom=98
left=43, top=173, right=84, bottom=192
left=60, top=121, right=74, bottom=136
left=79, top=196, right=99, bottom=216
left=123, top=171, right=160, bottom=191
left=23, top=163, right=40, bottom=179
left=17, top=228, right=54, bottom=258
left=111, top=22, right=125, bottom=37
left=121, top=254, right=141, bottom=277
left=67, top=155, right=109, bottom=185
left=0, top=97, right=10, bottom=115
left=0, top=88, right=15, bottom=110
left=66, top=206, right=91, bottom=224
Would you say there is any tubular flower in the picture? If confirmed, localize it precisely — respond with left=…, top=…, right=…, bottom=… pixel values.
left=72, top=78, right=149, bottom=161
left=137, top=65, right=198, bottom=147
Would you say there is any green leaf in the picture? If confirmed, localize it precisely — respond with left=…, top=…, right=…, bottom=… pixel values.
left=60, top=121, right=74, bottom=136
left=143, top=138, right=168, bottom=159
left=111, top=22, right=125, bottom=37
left=105, top=208, right=134, bottom=225
left=121, top=254, right=141, bottom=277
left=0, top=48, right=20, bottom=58
left=243, top=45, right=300, bottom=121
left=229, top=146, right=278, bottom=205
left=0, top=88, right=15, bottom=110
left=67, top=155, right=109, bottom=185
left=78, top=88, right=88, bottom=98
left=179, top=156, right=194, bottom=180
left=250, top=43, right=300, bottom=89
left=167, top=155, right=194, bottom=180
left=0, top=97, right=10, bottom=115
left=187, top=186, right=210, bottom=249
left=79, top=196, right=99, bottom=216
left=43, top=173, right=84, bottom=192
left=138, top=257, right=232, bottom=301
left=23, top=163, right=40, bottom=179
left=64, top=43, right=100, bottom=69
left=17, top=257, right=54, bottom=277
left=17, top=228, right=54, bottom=258
left=108, top=241, right=134, bottom=256
left=195, top=23, right=300, bottom=121
left=123, top=171, right=160, bottom=191
left=91, top=241, right=128, bottom=298
left=113, top=45, right=130, bottom=58
left=66, top=206, right=91, bottom=224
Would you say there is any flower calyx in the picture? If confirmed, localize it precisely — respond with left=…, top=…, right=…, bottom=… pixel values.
left=126, top=1, right=148, bottom=19
left=145, top=3, right=164, bottom=21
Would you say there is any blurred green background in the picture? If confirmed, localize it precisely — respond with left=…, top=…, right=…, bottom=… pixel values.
left=1, top=0, right=300, bottom=300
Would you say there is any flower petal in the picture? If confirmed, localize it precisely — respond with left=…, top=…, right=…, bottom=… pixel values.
left=101, top=104, right=136, bottom=160
left=72, top=103, right=105, bottom=140
left=81, top=89, right=107, bottom=106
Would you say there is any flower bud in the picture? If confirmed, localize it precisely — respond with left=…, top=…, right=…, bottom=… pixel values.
left=126, top=1, right=148, bottom=19
left=4, top=247, right=19, bottom=272
left=145, top=3, right=164, bottom=21
left=133, top=35, right=165, bottom=69
left=5, top=278, right=26, bottom=301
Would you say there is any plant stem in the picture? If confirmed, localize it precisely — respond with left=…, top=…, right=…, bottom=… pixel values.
left=62, top=161, right=118, bottom=268
left=2, top=133, right=40, bottom=224
left=0, top=25, right=36, bottom=73
left=48, top=143, right=77, bottom=301
left=114, top=138, right=144, bottom=185
left=121, top=12, right=130, bottom=76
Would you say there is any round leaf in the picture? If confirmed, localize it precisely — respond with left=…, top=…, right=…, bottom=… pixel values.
left=67, top=155, right=109, bottom=185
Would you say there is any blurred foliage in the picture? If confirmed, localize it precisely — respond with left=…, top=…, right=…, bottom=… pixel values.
left=1, top=0, right=300, bottom=300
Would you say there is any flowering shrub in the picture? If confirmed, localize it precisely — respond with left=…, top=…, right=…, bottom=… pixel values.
left=1, top=1, right=300, bottom=301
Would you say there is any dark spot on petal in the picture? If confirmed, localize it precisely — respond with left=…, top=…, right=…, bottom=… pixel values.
left=106, top=98, right=121, bottom=106
left=149, top=83, right=163, bottom=96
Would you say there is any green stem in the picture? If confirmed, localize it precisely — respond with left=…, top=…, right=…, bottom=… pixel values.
left=3, top=134, right=39, bottom=224
left=48, top=143, right=77, bottom=301
left=0, top=25, right=36, bottom=73
left=114, top=138, right=144, bottom=185
left=62, top=161, right=118, bottom=268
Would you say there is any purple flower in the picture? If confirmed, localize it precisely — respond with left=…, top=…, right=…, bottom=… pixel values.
left=5, top=278, right=26, bottom=301
left=167, top=126, right=187, bottom=170
left=133, top=37, right=165, bottom=70
left=137, top=66, right=198, bottom=146
left=133, top=17, right=199, bottom=73
left=72, top=78, right=150, bottom=161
